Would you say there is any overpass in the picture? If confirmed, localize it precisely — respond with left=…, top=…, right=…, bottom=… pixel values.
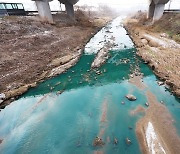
left=32, top=0, right=170, bottom=23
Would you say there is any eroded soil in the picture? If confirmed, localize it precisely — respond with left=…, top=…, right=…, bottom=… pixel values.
left=124, top=13, right=180, bottom=97
left=0, top=12, right=110, bottom=105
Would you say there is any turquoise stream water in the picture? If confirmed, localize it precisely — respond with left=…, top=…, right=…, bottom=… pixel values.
left=0, top=17, right=180, bottom=154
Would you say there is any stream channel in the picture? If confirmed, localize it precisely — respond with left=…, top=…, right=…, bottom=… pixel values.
left=0, top=17, right=180, bottom=154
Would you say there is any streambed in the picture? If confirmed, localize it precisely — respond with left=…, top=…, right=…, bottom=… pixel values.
left=0, top=17, right=180, bottom=154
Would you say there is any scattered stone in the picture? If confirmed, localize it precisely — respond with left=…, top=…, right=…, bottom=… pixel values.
left=96, top=70, right=101, bottom=75
left=121, top=101, right=125, bottom=105
left=130, top=74, right=134, bottom=78
left=157, top=81, right=164, bottom=86
left=160, top=33, right=168, bottom=38
left=93, top=136, right=105, bottom=146
left=0, top=100, right=3, bottom=104
left=0, top=93, right=5, bottom=100
left=114, top=138, right=118, bottom=145
left=56, top=90, right=64, bottom=95
left=141, top=38, right=148, bottom=45
left=126, top=94, right=137, bottom=101
left=0, top=139, right=3, bottom=144
left=145, top=102, right=149, bottom=107
left=126, top=138, right=132, bottom=145
left=128, top=126, right=133, bottom=130
left=160, top=100, right=164, bottom=104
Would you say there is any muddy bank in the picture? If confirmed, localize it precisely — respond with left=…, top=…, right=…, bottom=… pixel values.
left=124, top=13, right=180, bottom=97
left=0, top=12, right=111, bottom=108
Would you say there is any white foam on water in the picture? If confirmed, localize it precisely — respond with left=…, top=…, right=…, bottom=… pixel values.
left=84, top=17, right=134, bottom=55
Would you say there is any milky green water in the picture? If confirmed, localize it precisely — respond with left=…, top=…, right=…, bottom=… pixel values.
left=0, top=17, right=179, bottom=154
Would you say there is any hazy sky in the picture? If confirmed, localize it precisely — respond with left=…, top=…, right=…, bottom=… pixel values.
left=1, top=0, right=180, bottom=11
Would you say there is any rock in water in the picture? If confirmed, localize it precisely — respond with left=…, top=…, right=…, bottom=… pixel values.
left=93, top=136, right=105, bottom=146
left=126, top=94, right=137, bottom=101
left=126, top=138, right=132, bottom=145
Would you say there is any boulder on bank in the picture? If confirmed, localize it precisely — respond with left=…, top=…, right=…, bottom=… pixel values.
left=126, top=94, right=137, bottom=101
left=0, top=93, right=6, bottom=104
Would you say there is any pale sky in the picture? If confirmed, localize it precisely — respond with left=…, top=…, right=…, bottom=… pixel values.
left=1, top=0, right=180, bottom=11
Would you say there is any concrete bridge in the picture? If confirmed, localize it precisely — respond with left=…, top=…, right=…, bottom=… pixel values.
left=33, top=0, right=170, bottom=23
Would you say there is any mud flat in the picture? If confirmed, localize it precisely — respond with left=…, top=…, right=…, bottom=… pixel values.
left=124, top=14, right=180, bottom=97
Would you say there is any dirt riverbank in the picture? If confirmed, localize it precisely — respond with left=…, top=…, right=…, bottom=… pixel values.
left=124, top=12, right=180, bottom=97
left=0, top=11, right=111, bottom=108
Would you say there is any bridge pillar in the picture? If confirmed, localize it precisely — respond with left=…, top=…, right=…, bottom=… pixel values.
left=148, top=1, right=155, bottom=18
left=35, top=0, right=53, bottom=23
left=153, top=4, right=165, bottom=21
left=64, top=2, right=75, bottom=19
left=148, top=0, right=169, bottom=22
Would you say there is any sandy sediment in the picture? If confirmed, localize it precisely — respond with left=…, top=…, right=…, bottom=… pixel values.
left=129, top=75, right=146, bottom=90
left=93, top=99, right=108, bottom=154
left=128, top=73, right=180, bottom=153
left=136, top=90, right=180, bottom=154
left=130, top=105, right=146, bottom=116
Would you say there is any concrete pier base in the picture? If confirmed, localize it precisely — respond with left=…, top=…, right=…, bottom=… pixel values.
left=35, top=0, right=53, bottom=23
left=153, top=4, right=165, bottom=21
left=65, top=2, right=75, bottom=19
